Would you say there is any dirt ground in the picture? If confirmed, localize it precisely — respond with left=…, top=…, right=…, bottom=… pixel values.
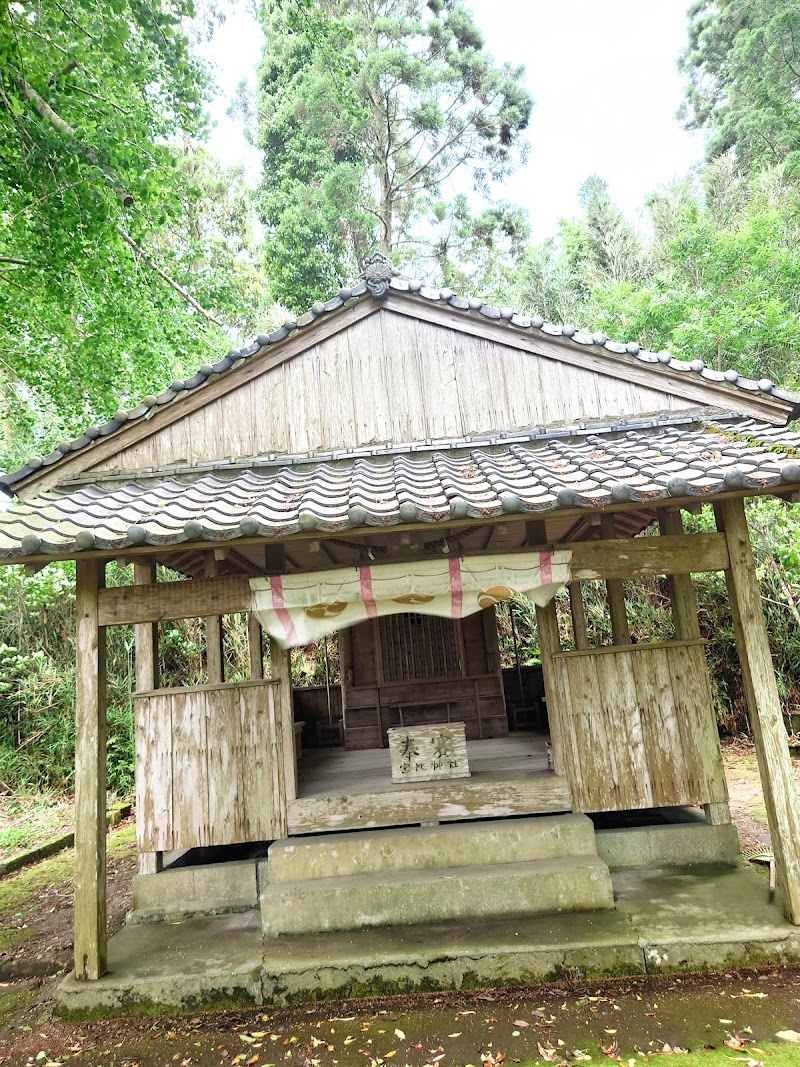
left=0, top=741, right=798, bottom=1064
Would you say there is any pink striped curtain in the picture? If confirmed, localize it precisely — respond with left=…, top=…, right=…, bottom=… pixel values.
left=250, top=550, right=571, bottom=649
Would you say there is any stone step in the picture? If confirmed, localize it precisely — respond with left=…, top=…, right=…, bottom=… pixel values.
left=261, top=855, right=614, bottom=936
left=265, top=814, right=598, bottom=883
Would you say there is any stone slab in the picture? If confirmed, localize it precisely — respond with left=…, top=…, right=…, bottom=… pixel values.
left=265, top=814, right=598, bottom=882
left=131, top=859, right=258, bottom=922
left=56, top=911, right=263, bottom=1016
left=596, top=822, right=741, bottom=869
left=614, top=862, right=800, bottom=972
left=261, top=856, right=614, bottom=936
left=54, top=862, right=800, bottom=1017
left=262, top=909, right=644, bottom=1004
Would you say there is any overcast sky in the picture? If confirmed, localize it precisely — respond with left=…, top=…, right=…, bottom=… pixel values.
left=197, top=0, right=706, bottom=241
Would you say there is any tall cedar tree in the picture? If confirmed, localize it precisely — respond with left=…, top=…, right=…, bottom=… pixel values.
left=679, top=0, right=800, bottom=172
left=256, top=0, right=533, bottom=310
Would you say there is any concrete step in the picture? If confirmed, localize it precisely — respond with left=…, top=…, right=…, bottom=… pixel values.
left=265, top=814, right=598, bottom=883
left=261, top=855, right=614, bottom=936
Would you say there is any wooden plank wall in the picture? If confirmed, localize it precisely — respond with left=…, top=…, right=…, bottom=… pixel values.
left=89, top=310, right=698, bottom=473
left=135, top=680, right=286, bottom=851
left=549, top=640, right=728, bottom=812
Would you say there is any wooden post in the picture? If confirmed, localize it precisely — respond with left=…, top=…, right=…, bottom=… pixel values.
left=271, top=644, right=297, bottom=803
left=74, top=559, right=107, bottom=980
left=600, top=515, right=630, bottom=645
left=133, top=561, right=163, bottom=876
left=568, top=582, right=589, bottom=650
left=658, top=509, right=701, bottom=640
left=535, top=599, right=567, bottom=777
left=248, top=613, right=264, bottom=680
left=717, top=498, right=800, bottom=923
left=204, top=556, right=224, bottom=683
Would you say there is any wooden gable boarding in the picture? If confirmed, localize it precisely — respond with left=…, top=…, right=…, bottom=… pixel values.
left=15, top=295, right=793, bottom=497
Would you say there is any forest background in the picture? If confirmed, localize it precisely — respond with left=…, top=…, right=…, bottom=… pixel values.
left=2, top=0, right=800, bottom=796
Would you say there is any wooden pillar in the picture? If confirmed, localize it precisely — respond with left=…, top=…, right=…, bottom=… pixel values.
left=568, top=582, right=589, bottom=650
left=133, top=560, right=163, bottom=876
left=74, top=559, right=107, bottom=980
left=271, top=643, right=297, bottom=803
left=535, top=599, right=567, bottom=777
left=204, top=556, right=224, bottom=683
left=248, top=613, right=264, bottom=680
left=600, top=515, right=630, bottom=645
left=717, top=498, right=800, bottom=923
left=657, top=509, right=701, bottom=640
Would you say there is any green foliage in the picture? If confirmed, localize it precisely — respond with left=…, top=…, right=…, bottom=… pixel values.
left=679, top=0, right=800, bottom=172
left=255, top=0, right=533, bottom=309
left=0, top=562, right=136, bottom=794
left=511, top=161, right=800, bottom=387
left=0, top=3, right=274, bottom=466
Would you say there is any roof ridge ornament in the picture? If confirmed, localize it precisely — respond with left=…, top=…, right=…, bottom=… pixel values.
left=361, top=251, right=399, bottom=298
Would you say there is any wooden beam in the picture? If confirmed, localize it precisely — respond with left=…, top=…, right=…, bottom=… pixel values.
left=658, top=509, right=701, bottom=641
left=600, top=515, right=629, bottom=645
left=568, top=582, right=589, bottom=650
left=73, top=560, right=107, bottom=980
left=570, top=532, right=728, bottom=581
left=203, top=556, right=224, bottom=684
left=99, top=575, right=251, bottom=626
left=717, top=498, right=800, bottom=924
left=133, top=561, right=162, bottom=876
left=287, top=774, right=572, bottom=835
left=96, top=535, right=730, bottom=628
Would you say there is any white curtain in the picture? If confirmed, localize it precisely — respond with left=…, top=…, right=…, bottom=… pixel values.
left=250, top=550, right=571, bottom=649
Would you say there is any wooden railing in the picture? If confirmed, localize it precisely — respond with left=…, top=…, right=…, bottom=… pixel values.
left=549, top=640, right=729, bottom=812
left=134, top=679, right=292, bottom=851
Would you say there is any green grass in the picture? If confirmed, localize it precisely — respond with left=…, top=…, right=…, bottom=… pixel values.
left=0, top=822, right=136, bottom=954
left=0, top=794, right=73, bottom=858
left=520, top=1040, right=798, bottom=1064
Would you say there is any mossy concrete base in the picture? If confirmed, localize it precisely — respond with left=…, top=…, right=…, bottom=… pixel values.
left=56, top=910, right=263, bottom=1017
left=596, top=822, right=741, bottom=869
left=54, top=863, right=800, bottom=1017
left=130, top=858, right=258, bottom=923
left=615, top=862, right=800, bottom=973
left=261, top=909, right=643, bottom=1005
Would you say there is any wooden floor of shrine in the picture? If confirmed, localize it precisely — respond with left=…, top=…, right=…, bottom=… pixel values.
left=287, top=732, right=570, bottom=835
left=296, top=732, right=551, bottom=798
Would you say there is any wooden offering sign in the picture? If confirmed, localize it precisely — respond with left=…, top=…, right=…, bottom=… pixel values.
left=387, top=722, right=471, bottom=784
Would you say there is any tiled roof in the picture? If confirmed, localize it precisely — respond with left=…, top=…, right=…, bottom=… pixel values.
left=2, top=254, right=798, bottom=493
left=2, top=412, right=800, bottom=560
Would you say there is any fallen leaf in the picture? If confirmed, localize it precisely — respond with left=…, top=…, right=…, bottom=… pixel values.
left=601, top=1040, right=619, bottom=1058
left=394, top=1030, right=405, bottom=1040
left=447, top=1033, right=462, bottom=1038
left=725, top=1034, right=748, bottom=1050
left=512, top=1021, right=529, bottom=1029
